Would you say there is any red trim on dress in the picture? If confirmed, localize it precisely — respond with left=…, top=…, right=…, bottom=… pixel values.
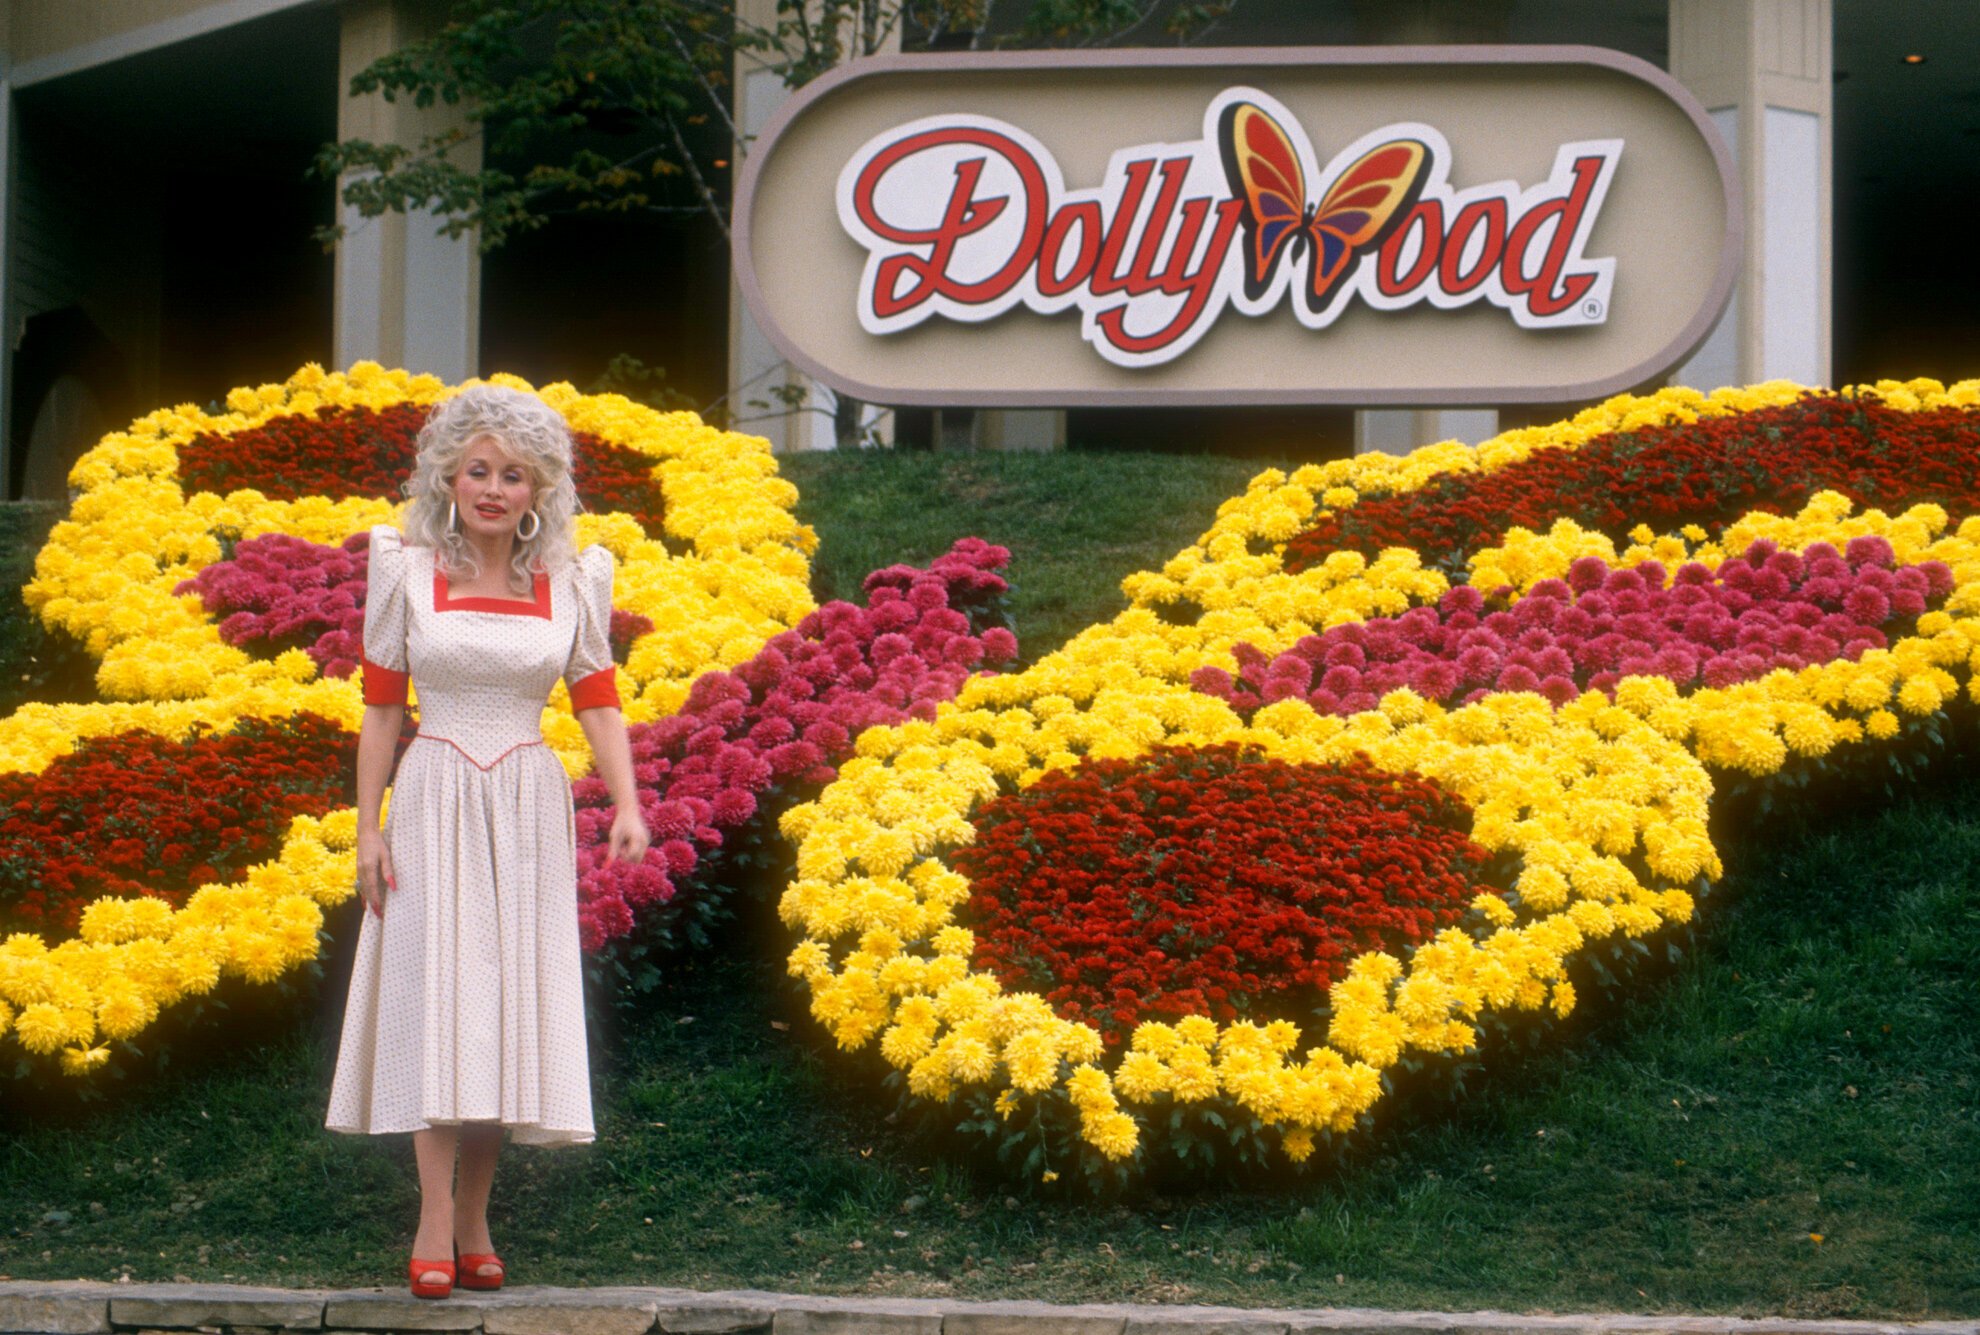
left=433, top=567, right=553, bottom=619
left=568, top=666, right=621, bottom=712
left=362, top=654, right=410, bottom=705
left=410, top=734, right=546, bottom=771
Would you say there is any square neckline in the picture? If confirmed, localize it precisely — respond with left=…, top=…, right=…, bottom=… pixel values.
left=431, top=556, right=554, bottom=619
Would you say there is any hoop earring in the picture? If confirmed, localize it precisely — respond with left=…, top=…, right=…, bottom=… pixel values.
left=447, top=500, right=460, bottom=533
left=516, top=508, right=541, bottom=542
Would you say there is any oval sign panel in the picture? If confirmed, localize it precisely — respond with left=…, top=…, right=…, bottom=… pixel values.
left=734, top=47, right=1740, bottom=406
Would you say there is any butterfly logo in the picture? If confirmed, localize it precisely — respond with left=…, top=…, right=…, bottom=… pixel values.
left=1218, top=101, right=1430, bottom=308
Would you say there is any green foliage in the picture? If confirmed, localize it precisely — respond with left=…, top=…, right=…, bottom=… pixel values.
left=311, top=0, right=1223, bottom=255
left=313, top=0, right=737, bottom=251
left=587, top=353, right=702, bottom=413
left=1013, top=0, right=1228, bottom=45
left=0, top=503, right=98, bottom=719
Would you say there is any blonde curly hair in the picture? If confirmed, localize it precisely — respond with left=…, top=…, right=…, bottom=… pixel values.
left=400, top=384, right=583, bottom=593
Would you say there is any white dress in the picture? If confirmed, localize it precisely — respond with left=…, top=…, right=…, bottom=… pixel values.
left=325, top=524, right=619, bottom=1146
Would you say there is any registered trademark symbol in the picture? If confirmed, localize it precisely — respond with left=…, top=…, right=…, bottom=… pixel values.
left=1582, top=298, right=1604, bottom=319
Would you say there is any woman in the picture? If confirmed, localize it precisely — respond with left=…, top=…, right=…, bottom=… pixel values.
left=325, top=384, right=650, bottom=1300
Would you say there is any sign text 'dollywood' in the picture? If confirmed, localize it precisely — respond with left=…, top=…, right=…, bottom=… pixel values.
left=842, top=90, right=1619, bottom=368
left=735, top=48, right=1740, bottom=406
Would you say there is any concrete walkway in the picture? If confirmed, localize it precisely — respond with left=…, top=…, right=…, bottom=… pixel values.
left=1, top=1281, right=1973, bottom=1335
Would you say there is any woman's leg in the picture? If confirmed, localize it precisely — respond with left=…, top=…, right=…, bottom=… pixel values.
left=410, top=1126, right=459, bottom=1283
left=454, top=1122, right=504, bottom=1275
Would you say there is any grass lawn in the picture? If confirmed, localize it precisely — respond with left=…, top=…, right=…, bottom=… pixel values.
left=0, top=452, right=1975, bottom=1316
left=777, top=448, right=1288, bottom=662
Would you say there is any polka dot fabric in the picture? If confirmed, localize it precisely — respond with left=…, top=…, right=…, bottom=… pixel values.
left=327, top=525, right=617, bottom=1146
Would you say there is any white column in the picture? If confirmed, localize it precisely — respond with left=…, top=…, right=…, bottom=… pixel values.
left=972, top=408, right=1065, bottom=451
left=972, top=409, right=1064, bottom=452
left=729, top=1, right=896, bottom=452
left=1669, top=0, right=1831, bottom=392
left=332, top=0, right=480, bottom=382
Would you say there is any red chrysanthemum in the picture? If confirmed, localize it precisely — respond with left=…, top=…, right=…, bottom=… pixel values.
left=177, top=402, right=669, bottom=536
left=0, top=715, right=356, bottom=936
left=1283, top=394, right=1980, bottom=575
left=954, top=743, right=1491, bottom=1043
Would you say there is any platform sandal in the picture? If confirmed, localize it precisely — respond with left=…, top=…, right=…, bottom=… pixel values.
left=455, top=1248, right=505, bottom=1291
left=409, top=1255, right=456, bottom=1299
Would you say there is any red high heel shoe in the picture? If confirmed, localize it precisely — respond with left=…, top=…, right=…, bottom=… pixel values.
left=408, top=1255, right=456, bottom=1299
left=455, top=1247, right=505, bottom=1291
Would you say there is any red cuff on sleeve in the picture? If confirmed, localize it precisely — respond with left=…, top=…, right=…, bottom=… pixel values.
left=569, top=666, right=621, bottom=712
left=362, top=654, right=409, bottom=705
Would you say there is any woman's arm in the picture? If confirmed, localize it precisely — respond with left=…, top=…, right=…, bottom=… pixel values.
left=354, top=702, right=403, bottom=916
left=577, top=705, right=650, bottom=865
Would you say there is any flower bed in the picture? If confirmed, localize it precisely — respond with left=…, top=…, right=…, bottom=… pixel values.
left=1115, top=380, right=1976, bottom=660
left=172, top=532, right=378, bottom=680
left=0, top=362, right=825, bottom=1080
left=0, top=715, right=354, bottom=939
left=782, top=662, right=1716, bottom=1182
left=8, top=361, right=817, bottom=775
left=176, top=402, right=670, bottom=532
left=1192, top=537, right=1952, bottom=715
left=1281, top=393, right=1980, bottom=576
left=956, top=744, right=1490, bottom=1043
left=779, top=379, right=1980, bottom=1189
left=571, top=539, right=1019, bottom=973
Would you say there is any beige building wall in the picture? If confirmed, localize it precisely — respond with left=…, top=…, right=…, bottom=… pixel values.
left=11, top=0, right=259, bottom=59
left=6, top=0, right=318, bottom=78
left=1, top=0, right=478, bottom=498
left=10, top=0, right=253, bottom=64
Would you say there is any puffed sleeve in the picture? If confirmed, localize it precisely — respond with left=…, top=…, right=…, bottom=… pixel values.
left=564, top=544, right=622, bottom=713
left=361, top=524, right=411, bottom=706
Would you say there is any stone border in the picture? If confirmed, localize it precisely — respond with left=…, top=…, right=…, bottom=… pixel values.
left=1, top=1283, right=1973, bottom=1335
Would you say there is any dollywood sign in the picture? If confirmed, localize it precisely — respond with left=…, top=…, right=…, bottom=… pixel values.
left=735, top=48, right=1741, bottom=406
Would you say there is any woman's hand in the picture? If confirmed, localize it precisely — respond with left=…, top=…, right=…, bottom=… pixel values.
left=606, top=804, right=650, bottom=866
left=356, top=826, right=397, bottom=919
left=576, top=706, right=647, bottom=866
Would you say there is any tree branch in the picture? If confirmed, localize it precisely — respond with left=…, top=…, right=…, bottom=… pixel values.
left=663, top=109, right=732, bottom=241
left=659, top=19, right=748, bottom=157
